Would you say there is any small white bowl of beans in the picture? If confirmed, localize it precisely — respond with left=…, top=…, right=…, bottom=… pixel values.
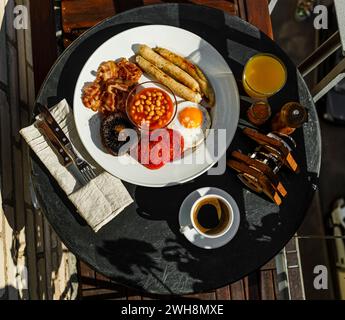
left=126, top=81, right=177, bottom=131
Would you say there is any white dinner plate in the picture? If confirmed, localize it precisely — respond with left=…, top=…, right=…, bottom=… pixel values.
left=73, top=25, right=240, bottom=187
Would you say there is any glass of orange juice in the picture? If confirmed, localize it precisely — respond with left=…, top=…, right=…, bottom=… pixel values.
left=242, top=53, right=287, bottom=100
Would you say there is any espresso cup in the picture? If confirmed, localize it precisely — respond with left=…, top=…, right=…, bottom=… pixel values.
left=180, top=194, right=233, bottom=239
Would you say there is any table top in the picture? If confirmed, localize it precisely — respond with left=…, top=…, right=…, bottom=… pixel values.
left=31, top=4, right=321, bottom=295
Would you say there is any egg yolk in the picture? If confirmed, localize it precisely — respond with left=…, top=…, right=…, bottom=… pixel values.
left=178, top=107, right=203, bottom=129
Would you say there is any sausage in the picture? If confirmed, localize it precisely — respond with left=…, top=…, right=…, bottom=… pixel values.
left=135, top=55, right=202, bottom=103
left=138, top=44, right=200, bottom=92
left=154, top=47, right=215, bottom=106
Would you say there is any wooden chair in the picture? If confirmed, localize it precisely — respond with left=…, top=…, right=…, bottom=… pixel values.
left=60, top=0, right=273, bottom=47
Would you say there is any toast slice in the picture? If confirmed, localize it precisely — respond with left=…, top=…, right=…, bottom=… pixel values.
left=243, top=128, right=299, bottom=173
left=231, top=151, right=287, bottom=197
left=227, top=159, right=282, bottom=206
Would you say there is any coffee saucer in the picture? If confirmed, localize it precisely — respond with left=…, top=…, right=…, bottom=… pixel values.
left=178, top=187, right=240, bottom=249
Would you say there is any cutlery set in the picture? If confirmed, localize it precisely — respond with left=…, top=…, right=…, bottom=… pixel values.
left=36, top=104, right=97, bottom=185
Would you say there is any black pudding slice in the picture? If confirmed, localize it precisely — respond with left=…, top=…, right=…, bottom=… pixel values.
left=100, top=113, right=135, bottom=156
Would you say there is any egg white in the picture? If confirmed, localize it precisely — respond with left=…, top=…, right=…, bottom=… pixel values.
left=168, top=102, right=212, bottom=150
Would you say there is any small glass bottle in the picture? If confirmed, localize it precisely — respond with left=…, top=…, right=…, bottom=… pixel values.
left=247, top=101, right=272, bottom=126
left=271, top=102, right=308, bottom=135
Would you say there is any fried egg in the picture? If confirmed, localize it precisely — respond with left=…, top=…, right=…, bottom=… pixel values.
left=169, top=102, right=211, bottom=150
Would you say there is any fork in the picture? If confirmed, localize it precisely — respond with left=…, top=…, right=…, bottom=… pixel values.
left=37, top=103, right=97, bottom=185
left=56, top=131, right=98, bottom=183
left=73, top=154, right=97, bottom=183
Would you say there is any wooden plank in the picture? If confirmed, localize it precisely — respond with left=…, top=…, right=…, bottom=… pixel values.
left=216, top=285, right=231, bottom=300
left=23, top=204, right=39, bottom=300
left=52, top=242, right=66, bottom=300
left=78, top=261, right=96, bottom=290
left=286, top=251, right=299, bottom=268
left=7, top=30, right=29, bottom=299
left=29, top=0, right=57, bottom=94
left=230, top=279, right=245, bottom=300
left=43, top=218, right=53, bottom=299
left=61, top=0, right=116, bottom=32
left=142, top=293, right=158, bottom=300
left=82, top=288, right=125, bottom=299
left=0, top=39, right=13, bottom=299
left=241, top=0, right=273, bottom=39
left=3, top=204, right=18, bottom=300
left=23, top=0, right=33, bottom=68
left=187, top=291, right=217, bottom=300
left=6, top=27, right=25, bottom=232
left=0, top=0, right=8, bottom=86
left=16, top=28, right=28, bottom=105
left=0, top=90, right=14, bottom=210
left=23, top=0, right=35, bottom=109
left=66, top=246, right=79, bottom=300
left=107, top=284, right=127, bottom=300
left=0, top=192, right=7, bottom=299
left=36, top=255, right=48, bottom=299
left=260, top=270, right=275, bottom=300
left=18, top=108, right=34, bottom=301
left=287, top=268, right=304, bottom=300
left=235, top=0, right=247, bottom=20
left=78, top=262, right=126, bottom=299
left=4, top=0, right=16, bottom=44
left=95, top=271, right=127, bottom=299
left=61, top=0, right=238, bottom=46
left=51, top=250, right=59, bottom=298
left=35, top=211, right=48, bottom=299
left=244, top=272, right=260, bottom=300
left=18, top=0, right=50, bottom=298
left=285, top=238, right=297, bottom=253
left=260, top=258, right=276, bottom=271
left=52, top=244, right=76, bottom=300
left=34, top=210, right=45, bottom=254
left=272, top=269, right=279, bottom=300
left=127, top=288, right=142, bottom=300
left=54, top=244, right=75, bottom=299
left=0, top=84, right=18, bottom=300
left=50, top=227, right=58, bottom=251
left=16, top=0, right=39, bottom=295
left=0, top=0, right=77, bottom=301
left=95, top=271, right=111, bottom=285
left=62, top=0, right=238, bottom=32
left=26, top=65, right=35, bottom=110
left=144, top=0, right=238, bottom=15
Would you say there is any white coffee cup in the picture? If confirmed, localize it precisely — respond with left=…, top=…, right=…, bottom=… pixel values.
left=180, top=194, right=233, bottom=239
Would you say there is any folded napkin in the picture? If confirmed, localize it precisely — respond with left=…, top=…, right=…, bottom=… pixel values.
left=20, top=99, right=133, bottom=232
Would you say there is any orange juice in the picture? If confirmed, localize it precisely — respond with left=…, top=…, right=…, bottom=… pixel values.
left=243, top=54, right=287, bottom=99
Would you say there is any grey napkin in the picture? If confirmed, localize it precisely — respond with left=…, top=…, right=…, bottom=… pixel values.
left=20, top=99, right=133, bottom=232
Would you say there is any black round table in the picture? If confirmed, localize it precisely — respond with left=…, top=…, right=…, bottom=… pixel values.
left=31, top=4, right=321, bottom=295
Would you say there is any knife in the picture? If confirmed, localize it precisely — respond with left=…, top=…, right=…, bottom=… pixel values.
left=36, top=118, right=88, bottom=185
left=37, top=103, right=85, bottom=167
left=36, top=120, right=73, bottom=167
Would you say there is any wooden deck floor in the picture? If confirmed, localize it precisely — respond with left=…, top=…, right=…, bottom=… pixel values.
left=0, top=0, right=78, bottom=300
left=78, top=258, right=279, bottom=300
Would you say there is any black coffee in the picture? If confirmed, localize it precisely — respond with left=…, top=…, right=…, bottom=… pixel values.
left=197, top=204, right=220, bottom=229
left=192, top=197, right=231, bottom=236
